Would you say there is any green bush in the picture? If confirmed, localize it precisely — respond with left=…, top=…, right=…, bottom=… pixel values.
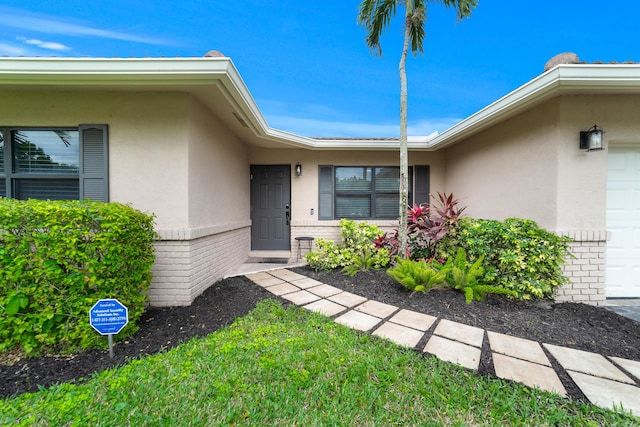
left=386, top=258, right=448, bottom=294
left=305, top=219, right=390, bottom=273
left=440, top=248, right=518, bottom=303
left=0, top=199, right=158, bottom=355
left=439, top=218, right=572, bottom=300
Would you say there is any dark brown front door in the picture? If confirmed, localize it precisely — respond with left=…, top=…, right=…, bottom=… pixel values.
left=250, top=165, right=291, bottom=250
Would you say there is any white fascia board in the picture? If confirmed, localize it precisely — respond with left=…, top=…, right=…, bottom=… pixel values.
left=428, top=64, right=640, bottom=149
left=0, top=56, right=275, bottom=136
left=0, top=57, right=235, bottom=82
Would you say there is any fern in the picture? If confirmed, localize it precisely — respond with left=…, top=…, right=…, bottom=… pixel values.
left=386, top=258, right=448, bottom=294
left=444, top=248, right=517, bottom=304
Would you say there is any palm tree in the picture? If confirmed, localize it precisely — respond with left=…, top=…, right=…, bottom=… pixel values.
left=357, top=0, right=476, bottom=258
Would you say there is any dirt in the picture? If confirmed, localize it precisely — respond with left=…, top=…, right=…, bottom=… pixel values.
left=2, top=267, right=639, bottom=403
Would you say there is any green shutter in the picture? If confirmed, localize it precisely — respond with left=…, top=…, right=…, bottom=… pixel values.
left=414, top=165, right=430, bottom=206
left=318, top=165, right=334, bottom=220
left=79, top=124, right=109, bottom=202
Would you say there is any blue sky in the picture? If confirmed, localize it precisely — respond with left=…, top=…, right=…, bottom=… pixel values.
left=0, top=1, right=638, bottom=138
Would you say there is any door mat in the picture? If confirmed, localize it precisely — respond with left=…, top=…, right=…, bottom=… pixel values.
left=247, top=258, right=290, bottom=264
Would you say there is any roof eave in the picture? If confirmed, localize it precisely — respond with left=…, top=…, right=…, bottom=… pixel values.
left=427, top=64, right=640, bottom=150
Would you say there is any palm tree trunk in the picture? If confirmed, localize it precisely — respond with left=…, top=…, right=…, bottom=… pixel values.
left=397, top=14, right=411, bottom=259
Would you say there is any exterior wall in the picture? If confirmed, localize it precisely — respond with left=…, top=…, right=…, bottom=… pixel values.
left=248, top=147, right=446, bottom=249
left=442, top=99, right=561, bottom=229
left=556, top=233, right=607, bottom=306
left=0, top=90, right=251, bottom=306
left=443, top=94, right=640, bottom=305
left=149, top=97, right=252, bottom=306
left=0, top=89, right=191, bottom=229
left=149, top=227, right=250, bottom=306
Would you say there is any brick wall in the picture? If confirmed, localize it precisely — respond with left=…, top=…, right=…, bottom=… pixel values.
left=290, top=220, right=397, bottom=259
left=148, top=226, right=250, bottom=307
left=555, top=231, right=608, bottom=306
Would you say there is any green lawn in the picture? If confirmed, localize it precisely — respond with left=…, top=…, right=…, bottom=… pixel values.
left=1, top=300, right=637, bottom=426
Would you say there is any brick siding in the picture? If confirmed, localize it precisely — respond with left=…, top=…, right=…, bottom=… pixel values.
left=148, top=226, right=250, bottom=306
left=556, top=233, right=607, bottom=306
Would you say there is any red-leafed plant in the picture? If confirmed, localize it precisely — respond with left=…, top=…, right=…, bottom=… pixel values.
left=375, top=193, right=466, bottom=261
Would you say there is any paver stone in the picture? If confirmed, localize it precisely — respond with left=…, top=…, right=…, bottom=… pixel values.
left=544, top=344, right=633, bottom=384
left=388, top=309, right=437, bottom=332
left=434, top=319, right=484, bottom=348
left=373, top=322, right=424, bottom=348
left=567, top=370, right=640, bottom=416
left=488, top=331, right=550, bottom=366
left=328, top=291, right=368, bottom=308
left=335, top=310, right=381, bottom=332
left=492, top=353, right=566, bottom=396
left=424, top=335, right=481, bottom=371
left=303, top=299, right=347, bottom=317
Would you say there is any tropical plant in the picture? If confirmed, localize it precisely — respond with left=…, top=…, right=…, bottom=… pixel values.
left=357, top=0, right=477, bottom=259
left=305, top=219, right=390, bottom=272
left=438, top=218, right=573, bottom=300
left=375, top=192, right=466, bottom=260
left=386, top=258, right=449, bottom=294
left=441, top=248, right=518, bottom=304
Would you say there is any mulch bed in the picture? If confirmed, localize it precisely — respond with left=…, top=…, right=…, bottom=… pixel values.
left=2, top=266, right=639, bottom=403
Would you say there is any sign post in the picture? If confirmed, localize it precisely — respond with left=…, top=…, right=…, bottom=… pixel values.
left=89, top=298, right=128, bottom=358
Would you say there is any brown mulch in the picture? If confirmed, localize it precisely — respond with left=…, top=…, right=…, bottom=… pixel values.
left=2, top=266, right=639, bottom=403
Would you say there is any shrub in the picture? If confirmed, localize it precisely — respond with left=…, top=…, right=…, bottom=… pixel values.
left=375, top=193, right=466, bottom=261
left=305, top=219, right=390, bottom=273
left=439, top=218, right=572, bottom=300
left=440, top=248, right=518, bottom=304
left=0, top=199, right=158, bottom=355
left=386, top=258, right=448, bottom=294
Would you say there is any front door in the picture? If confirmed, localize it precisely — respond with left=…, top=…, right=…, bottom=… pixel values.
left=250, top=165, right=291, bottom=250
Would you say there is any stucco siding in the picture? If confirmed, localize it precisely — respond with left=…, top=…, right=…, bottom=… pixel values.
left=249, top=148, right=446, bottom=225
left=442, top=100, right=560, bottom=230
left=556, top=95, right=640, bottom=232
left=0, top=89, right=191, bottom=230
left=187, top=97, right=250, bottom=229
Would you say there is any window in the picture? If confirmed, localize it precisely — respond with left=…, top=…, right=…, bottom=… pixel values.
left=318, top=165, right=430, bottom=220
left=0, top=125, right=109, bottom=201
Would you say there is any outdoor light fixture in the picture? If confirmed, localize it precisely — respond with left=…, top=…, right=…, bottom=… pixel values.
left=579, top=125, right=604, bottom=152
left=295, top=163, right=302, bottom=176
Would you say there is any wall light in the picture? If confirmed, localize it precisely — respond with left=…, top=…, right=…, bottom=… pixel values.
left=295, top=163, right=302, bottom=176
left=579, top=125, right=604, bottom=152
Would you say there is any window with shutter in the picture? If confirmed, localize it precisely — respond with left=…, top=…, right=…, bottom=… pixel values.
left=0, top=125, right=108, bottom=201
left=318, top=165, right=429, bottom=220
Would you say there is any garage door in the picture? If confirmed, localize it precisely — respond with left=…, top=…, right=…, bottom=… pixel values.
left=606, top=146, right=640, bottom=297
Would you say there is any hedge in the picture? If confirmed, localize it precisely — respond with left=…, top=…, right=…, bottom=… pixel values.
left=0, top=199, right=157, bottom=355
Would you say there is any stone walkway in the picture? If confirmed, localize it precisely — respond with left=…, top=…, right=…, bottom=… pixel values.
left=245, top=268, right=640, bottom=417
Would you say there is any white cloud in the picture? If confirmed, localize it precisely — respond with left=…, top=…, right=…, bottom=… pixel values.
left=259, top=99, right=462, bottom=138
left=19, top=37, right=71, bottom=51
left=0, top=42, right=27, bottom=56
left=0, top=6, right=167, bottom=46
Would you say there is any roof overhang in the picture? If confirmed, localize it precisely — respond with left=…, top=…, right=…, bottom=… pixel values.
left=0, top=57, right=424, bottom=150
left=427, top=64, right=640, bottom=150
left=1, top=58, right=639, bottom=151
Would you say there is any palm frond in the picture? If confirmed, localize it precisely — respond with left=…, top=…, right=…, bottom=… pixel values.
left=357, top=0, right=399, bottom=55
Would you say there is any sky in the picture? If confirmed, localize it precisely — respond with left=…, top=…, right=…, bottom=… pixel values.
left=0, top=1, right=638, bottom=138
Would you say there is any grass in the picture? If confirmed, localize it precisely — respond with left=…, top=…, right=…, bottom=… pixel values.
left=1, top=299, right=637, bottom=426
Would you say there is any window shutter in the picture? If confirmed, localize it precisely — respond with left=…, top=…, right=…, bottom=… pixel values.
left=414, top=165, right=430, bottom=206
left=79, top=124, right=109, bottom=202
left=318, top=165, right=334, bottom=219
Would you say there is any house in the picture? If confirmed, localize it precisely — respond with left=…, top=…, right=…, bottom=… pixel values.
left=0, top=52, right=638, bottom=306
